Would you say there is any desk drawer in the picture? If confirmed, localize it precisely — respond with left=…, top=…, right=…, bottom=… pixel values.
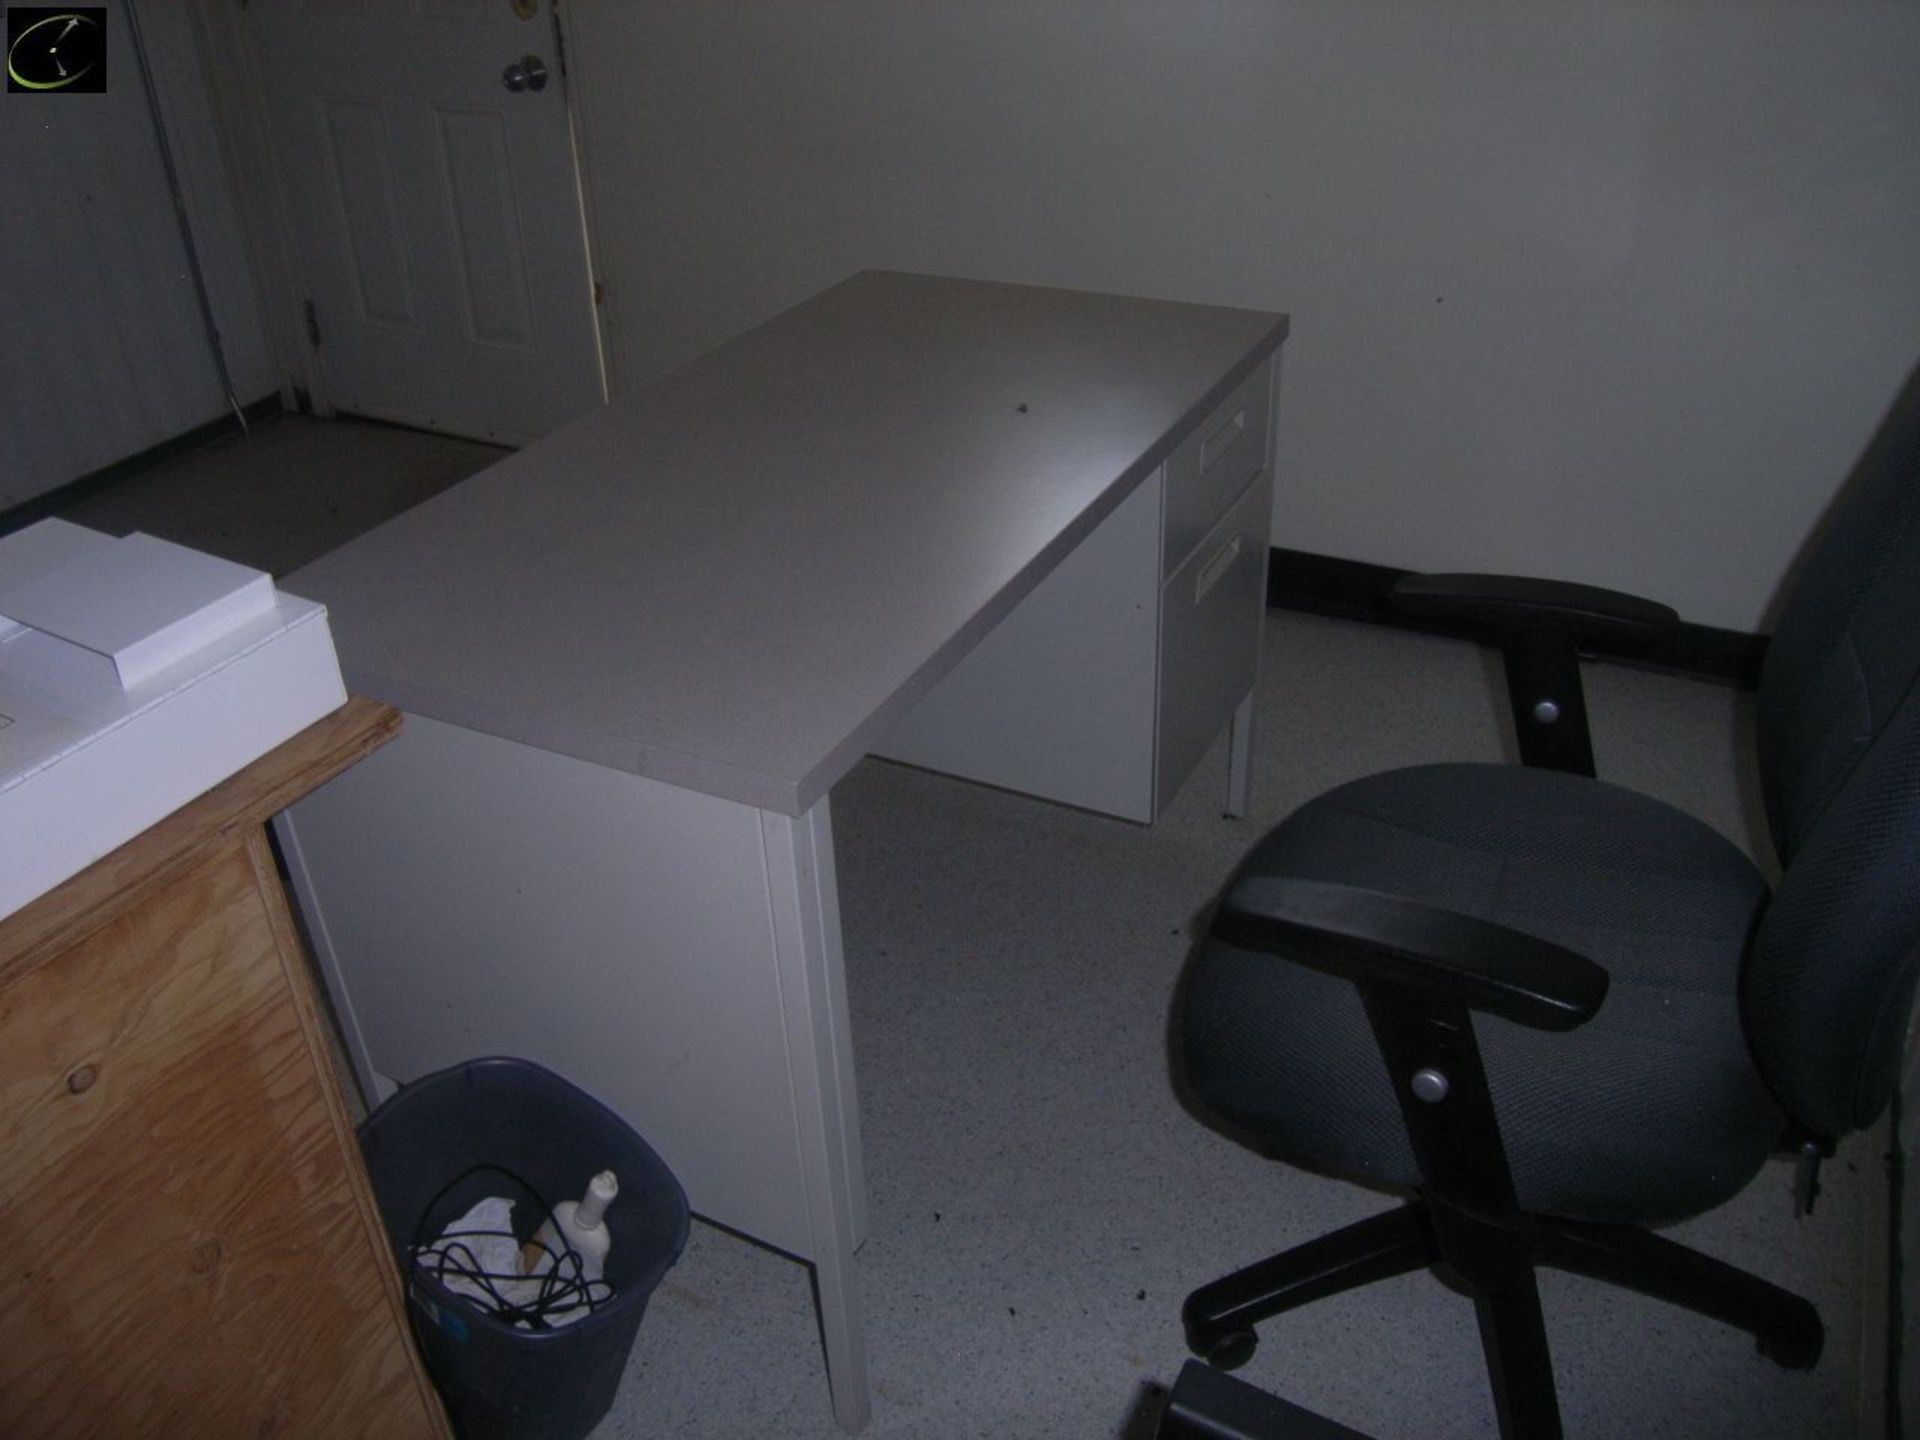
left=1156, top=470, right=1270, bottom=815
left=1163, top=358, right=1273, bottom=577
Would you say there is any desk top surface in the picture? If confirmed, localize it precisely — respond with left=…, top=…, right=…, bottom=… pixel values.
left=288, top=272, right=1287, bottom=814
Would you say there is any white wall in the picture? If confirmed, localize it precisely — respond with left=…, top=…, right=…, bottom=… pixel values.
left=567, top=0, right=1920, bottom=633
left=0, top=0, right=274, bottom=510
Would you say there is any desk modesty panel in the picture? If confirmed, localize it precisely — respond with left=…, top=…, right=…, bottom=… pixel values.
left=873, top=352, right=1277, bottom=822
left=285, top=271, right=1289, bottom=816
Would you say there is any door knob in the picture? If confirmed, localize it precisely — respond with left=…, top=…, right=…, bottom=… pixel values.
left=502, top=55, right=548, bottom=92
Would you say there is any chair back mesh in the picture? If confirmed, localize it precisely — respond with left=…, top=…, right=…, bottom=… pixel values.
left=1746, top=360, right=1920, bottom=1136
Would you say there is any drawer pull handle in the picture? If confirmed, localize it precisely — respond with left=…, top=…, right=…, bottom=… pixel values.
left=1200, top=408, right=1248, bottom=476
left=1195, top=534, right=1243, bottom=603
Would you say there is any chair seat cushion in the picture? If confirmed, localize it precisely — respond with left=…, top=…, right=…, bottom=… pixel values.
left=1180, top=762, right=1783, bottom=1225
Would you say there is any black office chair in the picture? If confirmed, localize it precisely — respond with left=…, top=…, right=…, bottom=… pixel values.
left=1174, top=359, right=1920, bottom=1439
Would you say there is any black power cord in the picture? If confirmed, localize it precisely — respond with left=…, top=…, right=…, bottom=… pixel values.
left=407, top=1163, right=613, bottom=1329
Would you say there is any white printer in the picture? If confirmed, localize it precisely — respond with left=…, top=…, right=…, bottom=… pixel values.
left=0, top=520, right=347, bottom=921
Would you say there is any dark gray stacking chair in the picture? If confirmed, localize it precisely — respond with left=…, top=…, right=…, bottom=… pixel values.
left=1175, top=360, right=1920, bottom=1439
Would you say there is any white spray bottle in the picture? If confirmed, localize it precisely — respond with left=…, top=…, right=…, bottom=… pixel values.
left=524, top=1170, right=619, bottom=1284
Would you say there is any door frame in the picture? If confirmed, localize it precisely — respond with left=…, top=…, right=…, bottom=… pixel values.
left=183, top=0, right=610, bottom=428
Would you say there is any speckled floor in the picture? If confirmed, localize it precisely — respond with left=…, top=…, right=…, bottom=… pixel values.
left=48, top=409, right=506, bottom=579
left=46, top=411, right=1887, bottom=1439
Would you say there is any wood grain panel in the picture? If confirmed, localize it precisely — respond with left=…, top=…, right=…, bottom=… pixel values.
left=0, top=699, right=443, bottom=1439
left=0, top=842, right=439, bottom=1437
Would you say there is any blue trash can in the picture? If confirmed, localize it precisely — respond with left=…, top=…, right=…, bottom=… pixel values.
left=359, top=1057, right=690, bottom=1440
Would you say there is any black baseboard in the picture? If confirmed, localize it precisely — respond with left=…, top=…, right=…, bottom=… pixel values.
left=0, top=395, right=283, bottom=539
left=1266, top=545, right=1768, bottom=689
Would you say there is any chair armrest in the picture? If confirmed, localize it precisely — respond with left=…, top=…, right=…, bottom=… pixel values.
left=1211, top=877, right=1609, bottom=1031
left=1390, top=572, right=1678, bottom=648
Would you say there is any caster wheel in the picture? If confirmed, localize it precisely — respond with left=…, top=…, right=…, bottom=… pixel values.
left=1757, top=1312, right=1823, bottom=1371
left=1186, top=1322, right=1258, bottom=1371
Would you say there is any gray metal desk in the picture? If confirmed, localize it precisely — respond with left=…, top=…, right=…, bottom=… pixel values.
left=277, top=271, right=1288, bottom=1430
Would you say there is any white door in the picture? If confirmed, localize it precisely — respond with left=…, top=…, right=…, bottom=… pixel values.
left=245, top=0, right=602, bottom=444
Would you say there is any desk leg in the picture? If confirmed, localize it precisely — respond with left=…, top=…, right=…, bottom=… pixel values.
left=759, top=801, right=871, bottom=1432
left=1226, top=690, right=1256, bottom=819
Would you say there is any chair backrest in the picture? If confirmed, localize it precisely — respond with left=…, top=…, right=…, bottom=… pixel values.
left=1745, top=359, right=1920, bottom=1138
